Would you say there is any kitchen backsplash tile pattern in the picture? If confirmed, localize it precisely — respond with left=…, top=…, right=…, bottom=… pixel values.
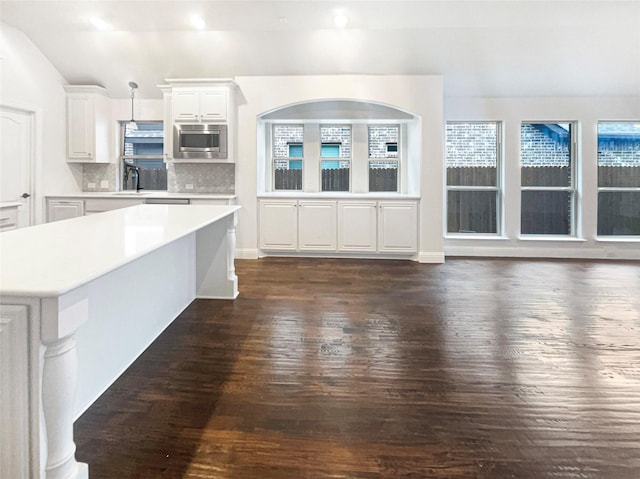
left=168, top=163, right=235, bottom=194
left=82, top=163, right=235, bottom=193
left=82, top=164, right=117, bottom=191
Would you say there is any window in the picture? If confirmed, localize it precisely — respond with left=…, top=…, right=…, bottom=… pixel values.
left=273, top=124, right=304, bottom=191
left=321, top=125, right=350, bottom=192
left=120, top=122, right=166, bottom=191
left=520, top=122, right=576, bottom=235
left=597, top=122, right=640, bottom=236
left=368, top=126, right=399, bottom=192
left=446, top=122, right=501, bottom=234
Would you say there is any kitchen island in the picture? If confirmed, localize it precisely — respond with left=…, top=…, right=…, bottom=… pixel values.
left=0, top=204, right=240, bottom=479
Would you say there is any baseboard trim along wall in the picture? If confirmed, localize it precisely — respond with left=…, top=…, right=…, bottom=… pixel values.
left=417, top=252, right=446, bottom=263
left=445, top=244, right=640, bottom=261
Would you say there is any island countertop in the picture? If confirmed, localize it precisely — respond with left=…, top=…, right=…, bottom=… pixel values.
left=0, top=204, right=240, bottom=297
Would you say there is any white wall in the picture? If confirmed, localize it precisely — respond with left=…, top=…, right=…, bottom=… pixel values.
left=234, top=75, right=444, bottom=261
left=444, top=96, right=640, bottom=260
left=0, top=22, right=82, bottom=223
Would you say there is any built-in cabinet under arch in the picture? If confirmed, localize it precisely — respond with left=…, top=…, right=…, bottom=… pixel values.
left=257, top=99, right=421, bottom=260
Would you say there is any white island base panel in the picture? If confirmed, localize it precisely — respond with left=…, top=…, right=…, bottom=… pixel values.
left=0, top=205, right=240, bottom=479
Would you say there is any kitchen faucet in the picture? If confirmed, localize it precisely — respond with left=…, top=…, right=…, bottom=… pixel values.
left=123, top=161, right=143, bottom=192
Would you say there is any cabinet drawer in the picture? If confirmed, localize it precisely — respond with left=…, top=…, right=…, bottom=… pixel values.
left=0, top=207, right=18, bottom=231
left=84, top=198, right=143, bottom=213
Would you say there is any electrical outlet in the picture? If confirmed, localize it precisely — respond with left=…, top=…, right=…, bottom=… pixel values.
left=87, top=182, right=96, bottom=189
left=185, top=184, right=194, bottom=190
left=100, top=180, right=109, bottom=189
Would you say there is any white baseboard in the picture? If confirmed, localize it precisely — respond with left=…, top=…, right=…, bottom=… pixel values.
left=236, top=248, right=259, bottom=260
left=417, top=251, right=445, bottom=263
left=444, top=244, right=640, bottom=260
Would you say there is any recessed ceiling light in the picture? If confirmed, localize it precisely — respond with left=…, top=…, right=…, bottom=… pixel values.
left=190, top=15, right=206, bottom=30
left=89, top=16, right=110, bottom=30
left=333, top=14, right=348, bottom=28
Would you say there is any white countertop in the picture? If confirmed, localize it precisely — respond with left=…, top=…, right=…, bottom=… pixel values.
left=46, top=192, right=236, bottom=200
left=0, top=204, right=240, bottom=297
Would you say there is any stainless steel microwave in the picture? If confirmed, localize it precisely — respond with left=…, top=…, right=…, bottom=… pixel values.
left=173, top=124, right=228, bottom=159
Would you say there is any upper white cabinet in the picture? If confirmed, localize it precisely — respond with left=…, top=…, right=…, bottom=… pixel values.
left=172, top=87, right=228, bottom=123
left=64, top=85, right=110, bottom=163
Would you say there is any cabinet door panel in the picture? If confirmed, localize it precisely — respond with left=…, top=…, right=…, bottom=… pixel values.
left=259, top=201, right=298, bottom=250
left=0, top=305, right=30, bottom=479
left=298, top=201, right=337, bottom=251
left=378, top=201, right=418, bottom=253
left=67, top=95, right=93, bottom=159
left=200, top=90, right=227, bottom=122
left=172, top=90, right=200, bottom=121
left=47, top=201, right=85, bottom=222
left=338, top=201, right=377, bottom=252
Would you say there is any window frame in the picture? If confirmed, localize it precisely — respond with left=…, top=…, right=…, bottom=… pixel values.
left=320, top=124, right=352, bottom=192
left=596, top=120, right=640, bottom=238
left=272, top=123, right=305, bottom=191
left=368, top=124, right=401, bottom=193
left=119, top=121, right=166, bottom=191
left=445, top=120, right=503, bottom=237
left=519, top=121, right=578, bottom=237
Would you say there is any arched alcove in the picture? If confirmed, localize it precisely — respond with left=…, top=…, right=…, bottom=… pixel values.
left=257, top=99, right=420, bottom=196
left=260, top=99, right=415, bottom=121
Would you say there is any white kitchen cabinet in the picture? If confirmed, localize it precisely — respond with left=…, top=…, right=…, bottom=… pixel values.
left=160, top=86, right=173, bottom=160
left=338, top=201, right=378, bottom=252
left=338, top=200, right=418, bottom=254
left=172, top=88, right=228, bottom=123
left=378, top=201, right=418, bottom=253
left=64, top=85, right=110, bottom=163
left=259, top=200, right=337, bottom=252
left=259, top=200, right=298, bottom=251
left=0, top=205, right=19, bottom=232
left=190, top=198, right=236, bottom=206
left=46, top=200, right=84, bottom=222
left=260, top=198, right=418, bottom=256
left=0, top=305, right=31, bottom=479
left=298, top=200, right=337, bottom=251
left=84, top=198, right=143, bottom=214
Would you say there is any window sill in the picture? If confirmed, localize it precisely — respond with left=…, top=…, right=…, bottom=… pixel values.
left=596, top=236, right=640, bottom=242
left=445, top=234, right=509, bottom=240
left=518, top=235, right=587, bottom=242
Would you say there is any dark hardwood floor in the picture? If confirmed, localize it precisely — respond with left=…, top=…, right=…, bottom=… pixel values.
left=74, top=257, right=640, bottom=479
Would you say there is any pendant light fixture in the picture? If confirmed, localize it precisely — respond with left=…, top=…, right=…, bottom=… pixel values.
left=128, top=81, right=138, bottom=130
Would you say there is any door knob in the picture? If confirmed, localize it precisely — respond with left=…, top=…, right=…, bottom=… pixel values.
left=21, top=193, right=31, bottom=198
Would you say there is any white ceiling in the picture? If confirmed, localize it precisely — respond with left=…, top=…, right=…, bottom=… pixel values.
left=2, top=0, right=639, bottom=99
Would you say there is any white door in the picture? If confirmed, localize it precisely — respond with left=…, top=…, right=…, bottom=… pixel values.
left=1, top=106, right=33, bottom=228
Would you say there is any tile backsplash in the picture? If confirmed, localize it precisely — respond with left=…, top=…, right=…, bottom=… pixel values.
left=82, top=164, right=118, bottom=191
left=168, top=163, right=235, bottom=194
left=82, top=162, right=235, bottom=194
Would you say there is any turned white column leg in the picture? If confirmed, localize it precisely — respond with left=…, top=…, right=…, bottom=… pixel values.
left=42, top=335, right=85, bottom=479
